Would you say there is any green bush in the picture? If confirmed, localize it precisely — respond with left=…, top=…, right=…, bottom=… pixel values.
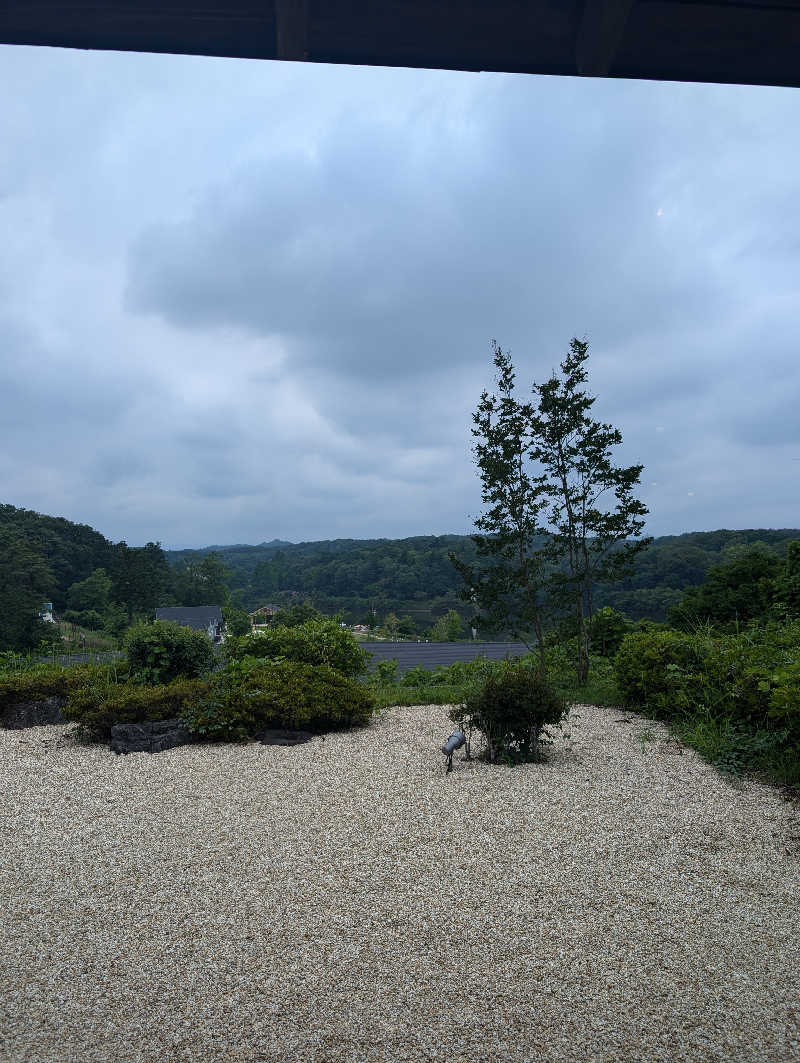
left=369, top=658, right=399, bottom=685
left=589, top=607, right=633, bottom=657
left=180, top=658, right=376, bottom=742
left=63, top=676, right=208, bottom=742
left=227, top=619, right=368, bottom=678
left=123, top=621, right=216, bottom=685
left=449, top=659, right=568, bottom=764
left=0, top=662, right=129, bottom=714
left=767, top=662, right=800, bottom=750
left=613, top=628, right=711, bottom=718
left=614, top=622, right=800, bottom=733
left=222, top=606, right=252, bottom=637
left=270, top=602, right=324, bottom=627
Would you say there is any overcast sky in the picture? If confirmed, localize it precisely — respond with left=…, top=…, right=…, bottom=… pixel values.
left=1, top=45, right=798, bottom=549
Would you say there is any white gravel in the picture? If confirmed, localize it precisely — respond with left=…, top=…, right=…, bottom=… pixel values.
left=2, top=703, right=799, bottom=1063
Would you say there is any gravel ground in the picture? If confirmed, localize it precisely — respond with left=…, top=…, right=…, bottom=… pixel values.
left=2, top=703, right=799, bottom=1063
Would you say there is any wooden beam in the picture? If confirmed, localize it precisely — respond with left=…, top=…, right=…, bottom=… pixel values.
left=275, top=0, right=308, bottom=61
left=576, top=0, right=636, bottom=76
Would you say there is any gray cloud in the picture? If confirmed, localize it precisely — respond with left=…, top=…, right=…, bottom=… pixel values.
left=1, top=47, right=798, bottom=546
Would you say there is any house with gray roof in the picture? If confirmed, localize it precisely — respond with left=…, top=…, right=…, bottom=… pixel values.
left=154, top=606, right=225, bottom=643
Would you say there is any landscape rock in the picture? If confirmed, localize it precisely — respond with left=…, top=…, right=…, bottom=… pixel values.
left=1, top=696, right=68, bottom=730
left=257, top=728, right=317, bottom=746
left=110, top=719, right=195, bottom=755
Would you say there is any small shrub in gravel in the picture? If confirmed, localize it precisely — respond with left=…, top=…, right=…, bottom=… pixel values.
left=226, top=620, right=369, bottom=678
left=449, top=659, right=568, bottom=764
left=180, top=658, right=376, bottom=742
left=123, top=621, right=216, bottom=685
left=64, top=677, right=209, bottom=742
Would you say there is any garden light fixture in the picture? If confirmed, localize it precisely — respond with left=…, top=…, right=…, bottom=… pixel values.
left=441, top=729, right=471, bottom=773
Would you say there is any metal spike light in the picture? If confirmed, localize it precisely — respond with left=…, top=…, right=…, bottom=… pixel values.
left=441, top=729, right=470, bottom=773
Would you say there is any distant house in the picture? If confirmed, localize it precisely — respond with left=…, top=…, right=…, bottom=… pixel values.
left=250, top=604, right=280, bottom=625
left=155, top=606, right=225, bottom=643
left=39, top=602, right=55, bottom=624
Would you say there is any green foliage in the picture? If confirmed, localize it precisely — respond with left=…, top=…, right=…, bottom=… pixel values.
left=668, top=545, right=782, bottom=631
left=372, top=658, right=399, bottom=685
left=0, top=527, right=56, bottom=651
left=0, top=662, right=128, bottom=714
left=773, top=540, right=800, bottom=620
left=270, top=601, right=324, bottom=627
left=528, top=337, right=650, bottom=682
left=613, top=628, right=717, bottom=718
left=453, top=338, right=650, bottom=684
left=227, top=619, right=368, bottom=677
left=450, top=341, right=552, bottom=667
left=66, top=567, right=112, bottom=615
left=222, top=606, right=252, bottom=637
left=172, top=551, right=231, bottom=608
left=766, top=663, right=800, bottom=750
left=449, top=658, right=568, bottom=764
left=613, top=622, right=800, bottom=739
left=429, top=609, right=465, bottom=642
left=64, top=676, right=207, bottom=742
left=371, top=683, right=466, bottom=711
left=589, top=607, right=633, bottom=657
left=0, top=504, right=175, bottom=632
left=180, top=659, right=375, bottom=742
left=123, top=620, right=216, bottom=685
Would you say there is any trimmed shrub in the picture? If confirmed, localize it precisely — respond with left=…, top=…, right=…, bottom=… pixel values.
left=449, top=659, right=568, bottom=764
left=227, top=619, right=368, bottom=678
left=63, top=676, right=208, bottom=742
left=180, top=658, right=376, bottom=742
left=124, top=621, right=216, bottom=685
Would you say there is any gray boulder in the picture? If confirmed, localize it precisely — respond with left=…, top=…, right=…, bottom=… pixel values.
left=110, top=718, right=195, bottom=755
left=1, top=696, right=68, bottom=729
left=257, top=728, right=317, bottom=746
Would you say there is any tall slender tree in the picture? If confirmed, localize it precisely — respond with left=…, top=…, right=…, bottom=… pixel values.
left=450, top=342, right=552, bottom=673
left=454, top=337, right=651, bottom=684
left=530, top=338, right=651, bottom=682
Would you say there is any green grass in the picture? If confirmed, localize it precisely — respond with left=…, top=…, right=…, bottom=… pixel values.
left=370, top=683, right=465, bottom=713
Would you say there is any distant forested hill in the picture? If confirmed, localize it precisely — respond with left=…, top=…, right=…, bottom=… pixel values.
left=167, top=535, right=479, bottom=628
left=164, top=527, right=800, bottom=626
left=0, top=503, right=174, bottom=647
left=3, top=500, right=800, bottom=650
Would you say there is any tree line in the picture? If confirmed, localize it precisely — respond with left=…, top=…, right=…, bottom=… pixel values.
left=2, top=505, right=799, bottom=651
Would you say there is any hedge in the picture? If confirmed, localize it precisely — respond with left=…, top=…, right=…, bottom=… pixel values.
left=180, top=658, right=376, bottom=742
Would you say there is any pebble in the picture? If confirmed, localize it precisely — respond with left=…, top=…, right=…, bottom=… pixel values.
left=1, top=704, right=798, bottom=1062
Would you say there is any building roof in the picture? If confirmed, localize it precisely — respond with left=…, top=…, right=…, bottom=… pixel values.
left=2, top=1, right=800, bottom=90
left=155, top=606, right=224, bottom=631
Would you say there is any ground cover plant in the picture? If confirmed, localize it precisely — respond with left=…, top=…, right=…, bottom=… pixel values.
left=0, top=659, right=130, bottom=715
left=64, top=676, right=208, bottom=742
